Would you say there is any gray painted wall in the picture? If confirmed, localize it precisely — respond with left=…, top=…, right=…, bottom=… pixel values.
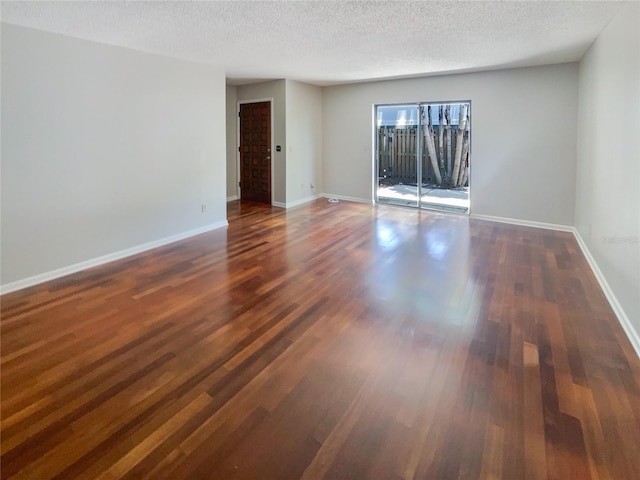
left=226, top=85, right=239, bottom=200
left=576, top=2, right=640, bottom=345
left=285, top=80, right=323, bottom=204
left=1, top=24, right=227, bottom=286
left=322, top=63, right=579, bottom=226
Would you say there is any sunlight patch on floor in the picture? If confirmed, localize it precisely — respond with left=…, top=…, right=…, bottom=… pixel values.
left=378, top=184, right=469, bottom=213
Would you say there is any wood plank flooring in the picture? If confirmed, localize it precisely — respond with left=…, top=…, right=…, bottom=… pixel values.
left=2, top=199, right=639, bottom=479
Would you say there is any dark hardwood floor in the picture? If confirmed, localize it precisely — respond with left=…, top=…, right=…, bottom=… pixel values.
left=2, top=199, right=639, bottom=479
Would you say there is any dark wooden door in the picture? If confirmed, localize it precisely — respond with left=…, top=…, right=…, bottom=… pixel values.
left=240, top=102, right=271, bottom=204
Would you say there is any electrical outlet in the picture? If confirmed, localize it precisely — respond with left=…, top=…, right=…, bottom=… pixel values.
left=201, top=204, right=207, bottom=213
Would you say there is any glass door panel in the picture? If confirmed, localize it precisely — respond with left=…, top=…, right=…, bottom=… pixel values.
left=420, top=103, right=471, bottom=213
left=376, top=105, right=419, bottom=207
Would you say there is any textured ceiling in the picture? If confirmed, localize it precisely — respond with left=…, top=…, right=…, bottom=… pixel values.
left=0, top=0, right=623, bottom=86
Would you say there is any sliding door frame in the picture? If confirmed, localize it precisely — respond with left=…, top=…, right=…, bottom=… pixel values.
left=373, top=100, right=472, bottom=213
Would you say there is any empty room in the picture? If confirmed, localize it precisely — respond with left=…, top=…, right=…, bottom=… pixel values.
left=1, top=1, right=639, bottom=479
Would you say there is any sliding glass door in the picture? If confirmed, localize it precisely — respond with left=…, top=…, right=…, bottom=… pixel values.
left=376, top=102, right=471, bottom=213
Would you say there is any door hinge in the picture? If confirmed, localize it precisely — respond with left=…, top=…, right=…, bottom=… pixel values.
left=238, top=147, right=240, bottom=152
left=239, top=181, right=241, bottom=187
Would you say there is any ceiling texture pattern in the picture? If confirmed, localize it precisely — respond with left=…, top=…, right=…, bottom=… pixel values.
left=0, top=0, right=623, bottom=85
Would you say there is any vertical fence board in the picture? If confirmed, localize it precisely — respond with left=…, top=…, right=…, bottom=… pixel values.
left=377, top=125, right=467, bottom=187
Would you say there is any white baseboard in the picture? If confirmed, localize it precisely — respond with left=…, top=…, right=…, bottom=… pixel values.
left=321, top=193, right=374, bottom=205
left=0, top=221, right=229, bottom=295
left=572, top=229, right=640, bottom=358
left=470, top=213, right=574, bottom=232
left=270, top=196, right=319, bottom=209
left=283, top=195, right=320, bottom=209
left=227, top=195, right=239, bottom=202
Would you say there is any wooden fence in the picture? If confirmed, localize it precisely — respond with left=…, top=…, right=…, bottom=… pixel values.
left=378, top=126, right=467, bottom=186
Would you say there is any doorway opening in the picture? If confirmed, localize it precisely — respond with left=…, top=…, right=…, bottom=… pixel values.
left=375, top=102, right=470, bottom=213
left=239, top=101, right=272, bottom=204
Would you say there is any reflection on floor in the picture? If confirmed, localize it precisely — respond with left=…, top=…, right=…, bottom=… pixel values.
left=377, top=184, right=469, bottom=213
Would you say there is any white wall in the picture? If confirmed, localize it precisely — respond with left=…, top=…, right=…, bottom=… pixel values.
left=285, top=80, right=323, bottom=205
left=226, top=84, right=238, bottom=200
left=322, top=64, right=579, bottom=225
left=236, top=80, right=287, bottom=205
left=1, top=24, right=227, bottom=288
left=575, top=2, right=640, bottom=347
